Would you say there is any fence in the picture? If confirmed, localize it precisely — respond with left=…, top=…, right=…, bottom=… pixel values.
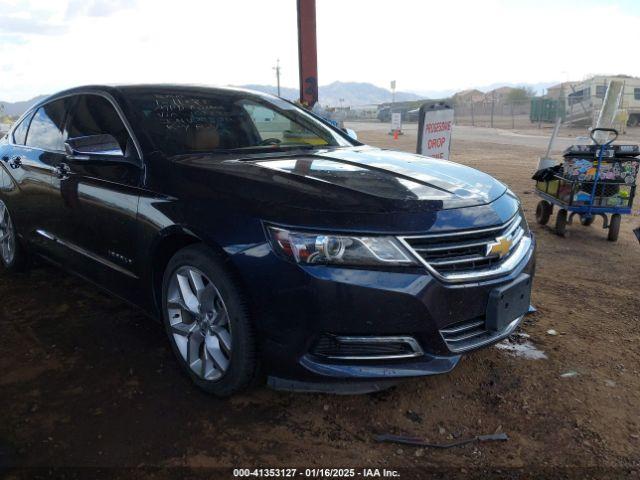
left=453, top=99, right=533, bottom=129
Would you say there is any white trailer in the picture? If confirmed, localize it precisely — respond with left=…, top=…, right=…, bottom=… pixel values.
left=564, top=75, right=640, bottom=127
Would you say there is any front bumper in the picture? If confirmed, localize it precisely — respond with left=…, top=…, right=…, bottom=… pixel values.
left=235, top=233, right=536, bottom=384
left=298, top=313, right=525, bottom=380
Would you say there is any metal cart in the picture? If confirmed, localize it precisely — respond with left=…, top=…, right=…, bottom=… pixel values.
left=534, top=128, right=638, bottom=241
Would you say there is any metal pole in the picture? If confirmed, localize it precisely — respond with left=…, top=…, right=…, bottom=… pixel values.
left=471, top=102, right=475, bottom=126
left=560, top=82, right=570, bottom=128
left=490, top=91, right=495, bottom=128
left=273, top=58, right=281, bottom=97
left=545, top=116, right=562, bottom=158
left=593, top=80, right=624, bottom=144
left=297, top=0, right=318, bottom=107
left=538, top=99, right=542, bottom=129
left=391, top=80, right=396, bottom=115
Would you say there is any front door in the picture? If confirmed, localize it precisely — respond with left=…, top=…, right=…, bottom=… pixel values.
left=51, top=94, right=144, bottom=302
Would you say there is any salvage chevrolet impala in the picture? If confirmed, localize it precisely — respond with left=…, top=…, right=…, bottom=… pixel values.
left=0, top=85, right=535, bottom=396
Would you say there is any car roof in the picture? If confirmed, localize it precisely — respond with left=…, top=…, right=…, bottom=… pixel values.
left=33, top=84, right=280, bottom=110
left=10, top=84, right=284, bottom=140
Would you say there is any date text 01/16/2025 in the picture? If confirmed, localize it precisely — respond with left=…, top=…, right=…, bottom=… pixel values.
left=232, top=468, right=401, bottom=478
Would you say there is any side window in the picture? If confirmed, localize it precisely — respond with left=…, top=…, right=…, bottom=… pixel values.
left=12, top=111, right=34, bottom=145
left=634, top=88, right=640, bottom=101
left=67, top=95, right=131, bottom=153
left=241, top=101, right=328, bottom=146
left=25, top=99, right=71, bottom=151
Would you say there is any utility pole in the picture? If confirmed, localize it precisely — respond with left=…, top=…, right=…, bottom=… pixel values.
left=273, top=59, right=281, bottom=97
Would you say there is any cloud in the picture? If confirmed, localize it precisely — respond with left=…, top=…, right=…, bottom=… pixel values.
left=0, top=34, right=28, bottom=45
left=0, top=0, right=137, bottom=39
left=1, top=0, right=639, bottom=103
left=0, top=16, right=67, bottom=35
left=65, top=0, right=138, bottom=18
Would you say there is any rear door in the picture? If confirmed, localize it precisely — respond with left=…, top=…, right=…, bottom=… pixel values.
left=51, top=93, right=144, bottom=301
left=3, top=98, right=74, bottom=257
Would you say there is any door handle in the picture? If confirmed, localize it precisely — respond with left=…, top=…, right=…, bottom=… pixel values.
left=55, top=162, right=71, bottom=179
left=8, top=156, right=21, bottom=169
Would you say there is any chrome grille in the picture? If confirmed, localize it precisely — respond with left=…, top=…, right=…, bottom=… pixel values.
left=399, top=213, right=531, bottom=283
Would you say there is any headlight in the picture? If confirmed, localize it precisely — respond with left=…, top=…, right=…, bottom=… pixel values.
left=267, top=226, right=416, bottom=266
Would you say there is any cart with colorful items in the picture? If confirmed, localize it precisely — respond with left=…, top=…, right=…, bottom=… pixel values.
left=534, top=128, right=638, bottom=241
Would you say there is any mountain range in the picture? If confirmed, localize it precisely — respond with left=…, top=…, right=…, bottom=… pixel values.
left=0, top=95, right=48, bottom=117
left=408, top=81, right=561, bottom=99
left=239, top=81, right=422, bottom=106
left=1, top=80, right=558, bottom=118
left=0, top=82, right=422, bottom=117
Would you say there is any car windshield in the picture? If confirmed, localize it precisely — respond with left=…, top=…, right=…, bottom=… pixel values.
left=123, top=90, right=353, bottom=156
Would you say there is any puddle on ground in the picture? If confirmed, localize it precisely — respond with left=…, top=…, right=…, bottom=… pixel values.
left=495, top=334, right=547, bottom=360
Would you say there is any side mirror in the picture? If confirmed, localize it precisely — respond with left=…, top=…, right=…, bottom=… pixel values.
left=64, top=134, right=124, bottom=159
left=344, top=128, right=358, bottom=141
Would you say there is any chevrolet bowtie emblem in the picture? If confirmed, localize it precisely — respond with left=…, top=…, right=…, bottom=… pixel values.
left=486, top=236, right=512, bottom=258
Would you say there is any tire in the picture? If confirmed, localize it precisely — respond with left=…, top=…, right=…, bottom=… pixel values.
left=161, top=244, right=257, bottom=396
left=580, top=215, right=595, bottom=227
left=535, top=200, right=552, bottom=225
left=555, top=209, right=568, bottom=237
left=608, top=214, right=621, bottom=242
left=0, top=199, right=27, bottom=273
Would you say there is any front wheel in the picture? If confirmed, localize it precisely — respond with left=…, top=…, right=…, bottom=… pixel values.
left=162, top=244, right=258, bottom=396
left=608, top=214, right=621, bottom=242
left=535, top=200, right=552, bottom=225
left=555, top=209, right=568, bottom=237
left=0, top=199, right=27, bottom=273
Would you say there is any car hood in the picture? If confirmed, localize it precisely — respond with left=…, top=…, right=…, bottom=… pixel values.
left=255, top=147, right=506, bottom=209
left=174, top=146, right=507, bottom=213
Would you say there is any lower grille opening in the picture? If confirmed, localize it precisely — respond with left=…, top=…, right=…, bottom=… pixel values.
left=440, top=315, right=522, bottom=353
left=311, top=334, right=423, bottom=360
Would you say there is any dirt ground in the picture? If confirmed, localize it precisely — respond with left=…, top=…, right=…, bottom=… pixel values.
left=1, top=127, right=639, bottom=479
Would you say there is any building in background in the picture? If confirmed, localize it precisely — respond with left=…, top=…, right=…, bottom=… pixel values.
left=561, top=75, right=640, bottom=126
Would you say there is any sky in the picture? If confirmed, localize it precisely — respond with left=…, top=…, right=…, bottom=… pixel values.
left=1, top=0, right=639, bottom=102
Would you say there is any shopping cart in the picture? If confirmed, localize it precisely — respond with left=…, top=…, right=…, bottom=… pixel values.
left=534, top=128, right=638, bottom=241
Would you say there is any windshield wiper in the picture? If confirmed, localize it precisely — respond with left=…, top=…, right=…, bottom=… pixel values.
left=177, top=144, right=325, bottom=159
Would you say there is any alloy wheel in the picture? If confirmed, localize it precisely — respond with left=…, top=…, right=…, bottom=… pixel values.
left=0, top=200, right=16, bottom=266
left=166, top=266, right=232, bottom=381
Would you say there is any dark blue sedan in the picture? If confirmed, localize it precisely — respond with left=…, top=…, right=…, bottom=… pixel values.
left=0, top=85, right=535, bottom=395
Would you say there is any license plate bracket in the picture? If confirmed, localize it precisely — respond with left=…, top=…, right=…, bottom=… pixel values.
left=486, top=274, right=532, bottom=332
